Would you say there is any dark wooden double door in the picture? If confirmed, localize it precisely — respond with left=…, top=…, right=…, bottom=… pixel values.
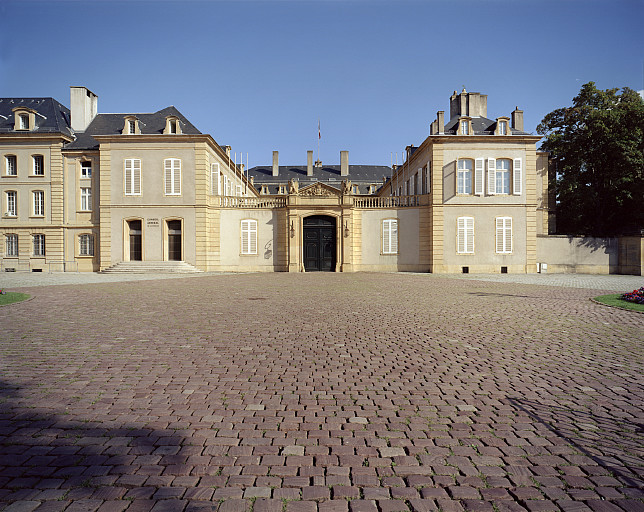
left=303, top=216, right=336, bottom=272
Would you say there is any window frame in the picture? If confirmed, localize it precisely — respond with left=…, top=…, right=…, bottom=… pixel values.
left=32, top=190, right=44, bottom=217
left=124, top=158, right=141, bottom=196
left=19, top=114, right=29, bottom=130
left=164, top=158, right=181, bottom=196
left=457, top=217, right=474, bottom=254
left=6, top=190, right=17, bottom=216
left=33, top=234, right=45, bottom=257
left=495, top=159, right=511, bottom=195
left=240, top=219, right=258, bottom=255
left=79, top=234, right=95, bottom=257
left=32, top=155, right=44, bottom=176
left=5, top=234, right=18, bottom=257
left=457, top=159, right=474, bottom=195
left=382, top=218, right=398, bottom=255
left=210, top=163, right=220, bottom=195
left=495, top=217, right=512, bottom=254
left=80, top=187, right=92, bottom=211
left=81, top=161, right=92, bottom=179
left=5, top=155, right=17, bottom=176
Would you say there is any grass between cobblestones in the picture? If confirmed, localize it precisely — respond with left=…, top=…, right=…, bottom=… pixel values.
left=0, top=291, right=30, bottom=306
left=593, top=294, right=644, bottom=312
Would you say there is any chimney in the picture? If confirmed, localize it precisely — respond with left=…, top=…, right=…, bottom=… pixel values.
left=307, top=151, right=313, bottom=176
left=340, top=151, right=349, bottom=176
left=224, top=145, right=231, bottom=157
left=70, top=86, right=98, bottom=132
left=272, top=151, right=279, bottom=177
left=511, top=107, right=524, bottom=132
left=437, top=111, right=445, bottom=134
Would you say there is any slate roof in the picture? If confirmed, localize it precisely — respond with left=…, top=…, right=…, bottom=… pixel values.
left=443, top=116, right=530, bottom=136
left=0, top=98, right=73, bottom=136
left=247, top=165, right=392, bottom=195
left=65, top=106, right=202, bottom=150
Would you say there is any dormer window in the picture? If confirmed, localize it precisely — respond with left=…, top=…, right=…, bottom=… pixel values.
left=123, top=116, right=139, bottom=135
left=458, top=117, right=472, bottom=135
left=496, top=117, right=510, bottom=136
left=164, top=116, right=182, bottom=135
left=13, top=108, right=35, bottom=131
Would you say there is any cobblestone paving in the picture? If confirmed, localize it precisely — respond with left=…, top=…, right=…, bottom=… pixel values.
left=1, top=273, right=643, bottom=512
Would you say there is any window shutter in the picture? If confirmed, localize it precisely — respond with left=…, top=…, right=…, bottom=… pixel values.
left=173, top=160, right=181, bottom=195
left=513, top=158, right=522, bottom=195
left=211, top=164, right=220, bottom=195
left=383, top=221, right=390, bottom=253
left=165, top=159, right=173, bottom=195
left=487, top=158, right=496, bottom=195
left=125, top=160, right=132, bottom=195
left=241, top=220, right=249, bottom=253
left=474, top=158, right=484, bottom=196
left=391, top=220, right=398, bottom=253
left=496, top=218, right=504, bottom=253
left=466, top=218, right=474, bottom=253
left=504, top=217, right=512, bottom=253
left=457, top=218, right=465, bottom=253
left=250, top=221, right=257, bottom=254
left=133, top=160, right=141, bottom=195
left=496, top=217, right=512, bottom=253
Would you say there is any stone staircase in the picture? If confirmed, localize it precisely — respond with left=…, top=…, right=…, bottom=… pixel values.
left=101, top=261, right=203, bottom=274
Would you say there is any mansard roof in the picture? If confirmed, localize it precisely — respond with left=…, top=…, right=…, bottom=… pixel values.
left=65, top=106, right=201, bottom=150
left=0, top=97, right=73, bottom=136
left=443, top=116, right=530, bottom=136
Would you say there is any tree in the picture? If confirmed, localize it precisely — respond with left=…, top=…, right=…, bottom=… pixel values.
left=537, top=82, right=644, bottom=236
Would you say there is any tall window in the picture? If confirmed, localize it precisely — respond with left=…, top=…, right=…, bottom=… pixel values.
left=6, top=155, right=17, bottom=176
left=79, top=234, right=94, bottom=256
left=19, top=114, right=29, bottom=130
left=461, top=120, right=469, bottom=135
left=33, top=234, right=45, bottom=257
left=5, top=234, right=18, bottom=257
left=81, top=161, right=92, bottom=178
left=128, top=120, right=136, bottom=134
left=457, top=217, right=474, bottom=254
left=33, top=191, right=44, bottom=216
left=33, top=155, right=44, bottom=176
left=124, top=159, right=141, bottom=195
left=210, top=163, right=220, bottom=195
left=382, top=219, right=398, bottom=254
left=81, top=188, right=92, bottom=211
left=496, top=159, right=511, bottom=194
left=496, top=217, right=512, bottom=254
left=164, top=158, right=181, bottom=195
left=499, top=121, right=507, bottom=135
left=241, top=219, right=257, bottom=255
left=457, top=159, right=473, bottom=194
left=6, top=191, right=16, bottom=216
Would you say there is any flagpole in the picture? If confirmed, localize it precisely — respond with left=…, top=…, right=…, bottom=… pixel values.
left=317, top=119, right=320, bottom=165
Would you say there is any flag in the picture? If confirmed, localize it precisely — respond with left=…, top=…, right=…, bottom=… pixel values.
left=318, top=120, right=321, bottom=140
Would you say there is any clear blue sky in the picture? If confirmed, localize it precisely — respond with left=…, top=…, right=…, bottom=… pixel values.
left=1, top=0, right=642, bottom=167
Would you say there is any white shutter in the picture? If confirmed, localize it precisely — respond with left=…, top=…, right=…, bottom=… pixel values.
left=133, top=160, right=141, bottom=195
left=383, top=220, right=390, bottom=253
left=496, top=218, right=504, bottom=253
left=487, top=158, right=496, bottom=195
left=457, top=217, right=474, bottom=253
left=224, top=175, right=229, bottom=196
left=165, top=159, right=173, bottom=195
left=249, top=221, right=257, bottom=254
left=241, top=220, right=249, bottom=254
left=513, top=158, right=522, bottom=195
left=241, top=220, right=257, bottom=254
left=457, top=218, right=466, bottom=253
left=496, top=217, right=512, bottom=253
left=383, top=219, right=398, bottom=254
left=211, top=164, right=220, bottom=195
left=173, top=160, right=181, bottom=195
left=125, top=160, right=132, bottom=195
left=504, top=217, right=512, bottom=253
left=427, top=162, right=431, bottom=194
left=474, top=158, right=484, bottom=196
left=466, top=218, right=474, bottom=253
left=391, top=220, right=398, bottom=253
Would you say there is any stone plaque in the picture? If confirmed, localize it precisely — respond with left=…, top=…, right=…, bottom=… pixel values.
left=147, top=218, right=159, bottom=227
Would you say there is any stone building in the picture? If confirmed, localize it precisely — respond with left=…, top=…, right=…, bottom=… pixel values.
left=1, top=86, right=556, bottom=274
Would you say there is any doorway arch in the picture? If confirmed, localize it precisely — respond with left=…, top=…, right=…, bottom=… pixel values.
left=303, top=215, right=336, bottom=272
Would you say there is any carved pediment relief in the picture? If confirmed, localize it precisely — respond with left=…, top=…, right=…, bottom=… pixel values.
left=297, top=182, right=341, bottom=197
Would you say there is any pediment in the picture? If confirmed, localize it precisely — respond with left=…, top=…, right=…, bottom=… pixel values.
left=297, top=182, right=341, bottom=197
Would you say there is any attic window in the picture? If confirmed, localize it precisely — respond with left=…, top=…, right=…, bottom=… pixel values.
left=13, top=108, right=35, bottom=131
left=164, top=116, right=182, bottom=135
left=459, top=117, right=472, bottom=136
left=124, top=117, right=139, bottom=135
left=19, top=114, right=29, bottom=130
left=499, top=121, right=507, bottom=135
left=128, top=120, right=136, bottom=134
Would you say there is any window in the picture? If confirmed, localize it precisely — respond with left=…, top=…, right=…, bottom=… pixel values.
left=210, top=163, right=220, bottom=195
left=33, top=234, right=45, bottom=257
left=496, top=217, right=512, bottom=254
left=124, top=159, right=141, bottom=195
left=6, top=155, right=17, bottom=176
left=461, top=120, right=469, bottom=135
left=474, top=158, right=484, bottom=196
left=33, top=155, right=44, bottom=176
left=164, top=158, right=181, bottom=195
left=81, top=161, right=92, bottom=178
left=457, top=217, right=474, bottom=254
left=5, top=234, right=18, bottom=257
left=170, top=119, right=177, bottom=133
left=487, top=158, right=496, bottom=195
left=79, top=234, right=94, bottom=256
left=241, top=219, right=257, bottom=255
left=496, top=159, right=511, bottom=194
left=81, top=188, right=92, bottom=211
left=457, top=159, right=473, bottom=194
left=382, top=219, right=398, bottom=254
left=33, top=191, right=44, bottom=216
left=499, top=121, right=507, bottom=135
left=6, top=191, right=17, bottom=216
left=19, top=114, right=29, bottom=130
left=128, top=120, right=136, bottom=134
left=512, top=158, right=522, bottom=195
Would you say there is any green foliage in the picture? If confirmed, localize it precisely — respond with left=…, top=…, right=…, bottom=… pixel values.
left=537, top=82, right=644, bottom=236
left=0, top=292, right=30, bottom=306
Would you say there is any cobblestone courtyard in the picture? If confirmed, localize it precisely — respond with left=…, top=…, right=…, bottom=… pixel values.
left=1, top=273, right=643, bottom=512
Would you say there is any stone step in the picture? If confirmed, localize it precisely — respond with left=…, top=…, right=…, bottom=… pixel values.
left=101, top=261, right=203, bottom=274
